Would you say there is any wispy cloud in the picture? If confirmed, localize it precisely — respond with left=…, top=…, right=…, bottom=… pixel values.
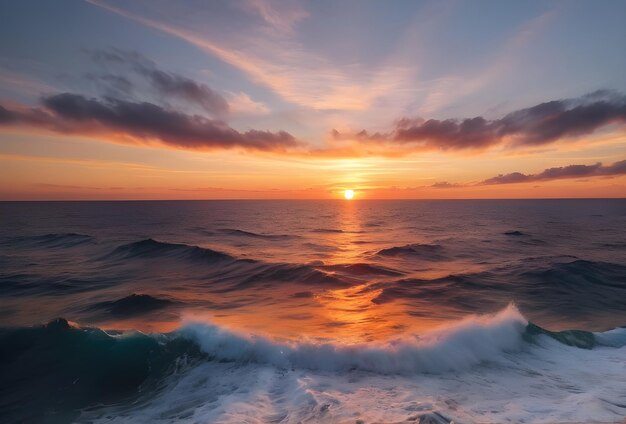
left=88, top=0, right=415, bottom=113
left=240, top=0, right=308, bottom=34
left=88, top=48, right=230, bottom=119
left=0, top=70, right=57, bottom=96
left=415, top=10, right=556, bottom=117
left=227, top=91, right=270, bottom=116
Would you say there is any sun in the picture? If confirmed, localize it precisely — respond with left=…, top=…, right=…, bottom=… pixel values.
left=344, top=189, right=355, bottom=200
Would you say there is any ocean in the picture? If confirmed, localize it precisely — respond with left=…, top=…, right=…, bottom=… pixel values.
left=0, top=199, right=625, bottom=423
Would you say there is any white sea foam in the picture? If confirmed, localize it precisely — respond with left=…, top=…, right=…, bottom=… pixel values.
left=178, top=304, right=528, bottom=374
left=84, top=305, right=626, bottom=424
left=594, top=326, right=626, bottom=347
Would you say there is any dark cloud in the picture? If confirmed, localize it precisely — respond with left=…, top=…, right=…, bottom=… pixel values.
left=334, top=91, right=626, bottom=151
left=0, top=49, right=289, bottom=151
left=0, top=93, right=297, bottom=152
left=139, top=68, right=230, bottom=118
left=480, top=172, right=529, bottom=185
left=89, top=49, right=229, bottom=118
left=0, top=105, right=17, bottom=123
left=394, top=116, right=497, bottom=149
left=431, top=181, right=461, bottom=189
left=498, top=90, right=626, bottom=146
left=480, top=160, right=626, bottom=185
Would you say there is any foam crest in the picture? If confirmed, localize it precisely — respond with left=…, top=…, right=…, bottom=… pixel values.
left=594, top=326, right=626, bottom=347
left=178, top=304, right=528, bottom=374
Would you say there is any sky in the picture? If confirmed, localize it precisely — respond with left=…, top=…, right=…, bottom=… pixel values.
left=0, top=0, right=625, bottom=200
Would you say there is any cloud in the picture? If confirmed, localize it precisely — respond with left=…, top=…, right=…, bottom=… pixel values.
left=88, top=1, right=416, bottom=112
left=89, top=48, right=230, bottom=118
left=334, top=91, right=626, bottom=152
left=0, top=105, right=17, bottom=123
left=430, top=181, right=462, bottom=189
left=427, top=159, right=626, bottom=188
left=481, top=159, right=626, bottom=185
left=227, top=92, right=270, bottom=115
left=85, top=73, right=134, bottom=98
left=2, top=86, right=624, bottom=159
left=0, top=93, right=297, bottom=152
left=498, top=90, right=626, bottom=146
left=241, top=0, right=308, bottom=34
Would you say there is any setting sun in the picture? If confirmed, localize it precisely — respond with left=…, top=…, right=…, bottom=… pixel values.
left=344, top=189, right=355, bottom=200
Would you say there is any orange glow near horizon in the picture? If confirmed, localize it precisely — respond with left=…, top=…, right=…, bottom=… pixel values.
left=0, top=113, right=625, bottom=201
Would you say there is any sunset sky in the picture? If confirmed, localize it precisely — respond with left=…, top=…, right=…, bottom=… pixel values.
left=1, top=0, right=625, bottom=200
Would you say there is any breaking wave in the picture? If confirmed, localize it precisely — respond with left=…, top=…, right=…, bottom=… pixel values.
left=180, top=304, right=529, bottom=374
left=2, top=306, right=625, bottom=423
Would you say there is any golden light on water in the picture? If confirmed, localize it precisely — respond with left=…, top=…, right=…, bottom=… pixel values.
left=344, top=189, right=355, bottom=200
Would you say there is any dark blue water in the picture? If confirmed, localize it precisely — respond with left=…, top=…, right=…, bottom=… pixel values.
left=1, top=199, right=625, bottom=423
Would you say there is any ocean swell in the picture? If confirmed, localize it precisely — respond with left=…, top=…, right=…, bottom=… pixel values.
left=105, top=238, right=234, bottom=262
left=0, top=318, right=202, bottom=423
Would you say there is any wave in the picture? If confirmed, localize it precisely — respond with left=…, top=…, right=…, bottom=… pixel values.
left=233, top=263, right=354, bottom=289
left=2, top=233, right=94, bottom=248
left=376, top=243, right=446, bottom=260
left=594, top=325, right=626, bottom=347
left=179, top=304, right=530, bottom=374
left=368, top=272, right=497, bottom=306
left=504, top=230, right=526, bottom=236
left=525, top=322, right=596, bottom=349
left=0, top=318, right=203, bottom=423
left=368, top=259, right=626, bottom=319
left=100, top=239, right=359, bottom=292
left=3, top=307, right=625, bottom=423
left=85, top=293, right=176, bottom=318
left=519, top=259, right=626, bottom=288
left=599, top=241, right=626, bottom=249
left=105, top=238, right=234, bottom=262
left=323, top=262, right=403, bottom=276
left=517, top=259, right=626, bottom=313
left=218, top=228, right=293, bottom=240
left=311, top=228, right=344, bottom=233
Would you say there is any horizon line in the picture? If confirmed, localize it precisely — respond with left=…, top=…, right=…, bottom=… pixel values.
left=1, top=197, right=625, bottom=202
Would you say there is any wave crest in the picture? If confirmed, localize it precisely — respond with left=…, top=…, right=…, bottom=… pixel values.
left=179, top=304, right=528, bottom=374
left=376, top=243, right=446, bottom=260
left=106, top=238, right=234, bottom=262
left=218, top=228, right=293, bottom=240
